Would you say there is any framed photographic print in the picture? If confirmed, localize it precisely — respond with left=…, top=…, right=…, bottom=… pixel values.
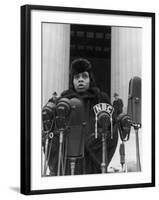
left=21, top=4, right=155, bottom=195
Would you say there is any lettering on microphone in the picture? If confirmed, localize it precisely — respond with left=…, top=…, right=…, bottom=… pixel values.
left=93, top=103, right=114, bottom=117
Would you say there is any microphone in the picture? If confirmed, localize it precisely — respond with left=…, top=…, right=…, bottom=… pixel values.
left=42, top=101, right=56, bottom=121
left=127, top=76, right=141, bottom=124
left=42, top=101, right=57, bottom=132
left=117, top=113, right=131, bottom=172
left=93, top=103, right=114, bottom=138
left=55, top=98, right=71, bottom=129
left=97, top=111, right=111, bottom=132
left=56, top=98, right=71, bottom=117
left=117, top=113, right=131, bottom=141
left=66, top=98, right=85, bottom=158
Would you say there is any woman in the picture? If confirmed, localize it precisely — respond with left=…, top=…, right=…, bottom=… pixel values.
left=42, top=58, right=118, bottom=175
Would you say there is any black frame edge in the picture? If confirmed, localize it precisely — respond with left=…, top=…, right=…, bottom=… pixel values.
left=151, top=13, right=155, bottom=187
left=25, top=182, right=154, bottom=195
left=22, top=4, right=155, bottom=17
left=20, top=5, right=31, bottom=195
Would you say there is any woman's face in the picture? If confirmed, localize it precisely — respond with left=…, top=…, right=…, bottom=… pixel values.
left=73, top=71, right=90, bottom=93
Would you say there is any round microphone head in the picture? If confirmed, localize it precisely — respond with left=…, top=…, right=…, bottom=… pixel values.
left=69, top=98, right=85, bottom=125
left=69, top=98, right=84, bottom=109
left=97, top=111, right=110, bottom=130
left=117, top=113, right=131, bottom=141
left=42, top=101, right=56, bottom=121
left=56, top=98, right=71, bottom=117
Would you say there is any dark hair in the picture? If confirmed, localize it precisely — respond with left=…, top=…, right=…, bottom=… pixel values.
left=69, top=58, right=96, bottom=90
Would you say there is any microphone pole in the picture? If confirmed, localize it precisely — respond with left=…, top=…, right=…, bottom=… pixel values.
left=43, top=130, right=49, bottom=175
left=57, top=128, right=64, bottom=176
left=119, top=142, right=125, bottom=172
left=42, top=120, right=54, bottom=176
left=101, top=130, right=108, bottom=173
left=134, top=125, right=141, bottom=171
left=70, top=158, right=76, bottom=176
left=99, top=114, right=109, bottom=173
left=43, top=131, right=54, bottom=175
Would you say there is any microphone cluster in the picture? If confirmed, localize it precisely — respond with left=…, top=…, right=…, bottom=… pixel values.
left=42, top=97, right=85, bottom=131
left=42, top=98, right=71, bottom=133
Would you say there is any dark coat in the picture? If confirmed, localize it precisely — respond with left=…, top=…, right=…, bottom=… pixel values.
left=44, top=87, right=118, bottom=175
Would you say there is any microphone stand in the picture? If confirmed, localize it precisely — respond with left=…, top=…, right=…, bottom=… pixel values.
left=43, top=132, right=54, bottom=175
left=70, top=158, right=76, bottom=175
left=101, top=131, right=108, bottom=173
left=43, top=122, right=54, bottom=176
left=118, top=127, right=130, bottom=173
left=43, top=131, right=49, bottom=175
left=130, top=121, right=141, bottom=171
left=134, top=125, right=141, bottom=171
left=119, top=141, right=127, bottom=173
left=57, top=128, right=65, bottom=176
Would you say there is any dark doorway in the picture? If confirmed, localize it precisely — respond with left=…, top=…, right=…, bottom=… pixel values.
left=70, top=24, right=111, bottom=97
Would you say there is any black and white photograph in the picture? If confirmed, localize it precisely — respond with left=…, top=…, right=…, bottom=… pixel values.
left=20, top=5, right=155, bottom=195
left=42, top=23, right=142, bottom=176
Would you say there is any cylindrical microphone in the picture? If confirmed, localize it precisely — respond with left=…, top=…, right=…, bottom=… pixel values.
left=66, top=98, right=85, bottom=158
left=127, top=77, right=142, bottom=171
left=55, top=98, right=71, bottom=129
left=127, top=76, right=141, bottom=124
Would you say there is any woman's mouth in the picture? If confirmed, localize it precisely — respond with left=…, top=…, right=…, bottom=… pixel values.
left=78, top=84, right=84, bottom=88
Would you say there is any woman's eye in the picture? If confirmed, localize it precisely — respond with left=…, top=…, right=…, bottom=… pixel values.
left=74, top=72, right=89, bottom=80
left=74, top=75, right=80, bottom=79
left=82, top=74, right=89, bottom=79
